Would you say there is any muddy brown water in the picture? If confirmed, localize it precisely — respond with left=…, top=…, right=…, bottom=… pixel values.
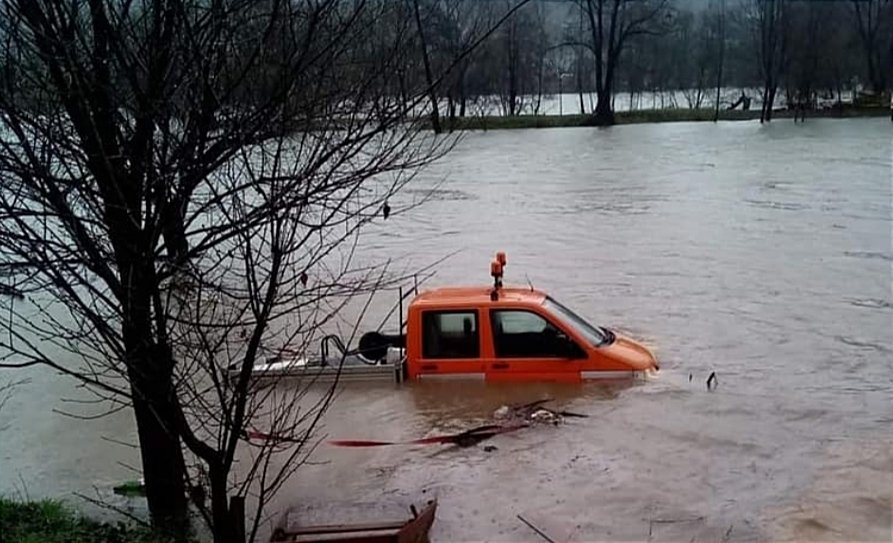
left=1, top=118, right=891, bottom=542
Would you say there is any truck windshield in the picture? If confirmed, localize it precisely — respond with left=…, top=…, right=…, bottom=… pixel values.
left=542, top=297, right=610, bottom=347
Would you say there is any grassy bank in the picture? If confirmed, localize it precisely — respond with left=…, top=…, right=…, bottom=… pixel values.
left=0, top=498, right=170, bottom=543
left=440, top=106, right=891, bottom=131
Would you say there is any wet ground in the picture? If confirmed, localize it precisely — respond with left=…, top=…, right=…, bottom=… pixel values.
left=1, top=118, right=891, bottom=541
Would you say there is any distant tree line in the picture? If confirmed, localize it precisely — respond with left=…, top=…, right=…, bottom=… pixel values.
left=0, top=0, right=888, bottom=130
left=402, top=0, right=891, bottom=126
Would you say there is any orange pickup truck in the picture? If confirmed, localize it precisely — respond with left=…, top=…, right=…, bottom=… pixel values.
left=400, top=252, right=658, bottom=382
left=242, top=252, right=659, bottom=383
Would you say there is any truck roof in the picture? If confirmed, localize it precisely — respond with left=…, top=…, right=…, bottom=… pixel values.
left=410, top=286, right=547, bottom=308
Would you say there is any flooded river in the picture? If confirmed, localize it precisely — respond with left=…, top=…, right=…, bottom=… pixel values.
left=1, top=118, right=891, bottom=541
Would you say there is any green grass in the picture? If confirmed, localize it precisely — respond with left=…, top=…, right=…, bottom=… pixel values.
left=616, top=107, right=756, bottom=123
left=443, top=114, right=588, bottom=130
left=0, top=498, right=170, bottom=543
left=437, top=105, right=890, bottom=131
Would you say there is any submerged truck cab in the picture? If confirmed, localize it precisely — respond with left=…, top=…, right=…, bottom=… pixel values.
left=403, top=252, right=658, bottom=382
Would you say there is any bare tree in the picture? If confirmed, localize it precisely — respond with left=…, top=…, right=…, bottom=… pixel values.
left=411, top=0, right=442, bottom=133
left=486, top=0, right=544, bottom=116
left=0, top=0, right=459, bottom=541
left=787, top=0, right=835, bottom=121
left=0, top=0, right=541, bottom=539
left=675, top=9, right=712, bottom=109
left=749, top=0, right=790, bottom=122
left=851, top=0, right=891, bottom=95
left=578, top=0, right=671, bottom=125
left=713, top=0, right=726, bottom=122
left=576, top=5, right=587, bottom=114
left=431, top=0, right=495, bottom=125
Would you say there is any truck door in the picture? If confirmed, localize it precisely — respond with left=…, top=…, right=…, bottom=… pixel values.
left=486, top=309, right=584, bottom=382
left=414, top=309, right=486, bottom=379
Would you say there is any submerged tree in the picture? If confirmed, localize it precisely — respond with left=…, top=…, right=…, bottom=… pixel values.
left=0, top=0, right=508, bottom=540
left=750, top=0, right=790, bottom=122
left=712, top=0, right=727, bottom=121
left=578, top=0, right=671, bottom=125
left=850, top=0, right=892, bottom=95
left=412, top=0, right=443, bottom=133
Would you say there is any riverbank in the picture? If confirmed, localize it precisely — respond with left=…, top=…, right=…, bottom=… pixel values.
left=0, top=498, right=169, bottom=543
left=438, top=106, right=891, bottom=130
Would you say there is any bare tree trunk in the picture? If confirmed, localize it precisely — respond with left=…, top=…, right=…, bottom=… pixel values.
left=131, top=368, right=189, bottom=533
left=713, top=0, right=726, bottom=122
left=459, top=63, right=469, bottom=117
left=761, top=85, right=769, bottom=122
left=536, top=56, right=545, bottom=115
left=412, top=0, right=442, bottom=133
left=506, top=13, right=519, bottom=116
left=762, top=84, right=778, bottom=122
left=0, top=2, right=492, bottom=541
left=756, top=0, right=786, bottom=123
left=584, top=0, right=667, bottom=126
left=851, top=0, right=887, bottom=94
left=578, top=6, right=586, bottom=114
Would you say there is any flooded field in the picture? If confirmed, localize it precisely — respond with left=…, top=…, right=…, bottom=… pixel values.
left=1, top=118, right=891, bottom=541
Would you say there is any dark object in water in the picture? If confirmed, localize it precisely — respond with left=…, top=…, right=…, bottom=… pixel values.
left=706, top=371, right=718, bottom=390
left=494, top=398, right=589, bottom=424
left=270, top=499, right=437, bottom=543
left=483, top=445, right=498, bottom=453
left=517, top=514, right=557, bottom=543
left=112, top=479, right=146, bottom=497
left=382, top=201, right=391, bottom=220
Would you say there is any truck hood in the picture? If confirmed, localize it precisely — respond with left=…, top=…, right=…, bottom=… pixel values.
left=603, top=333, right=658, bottom=371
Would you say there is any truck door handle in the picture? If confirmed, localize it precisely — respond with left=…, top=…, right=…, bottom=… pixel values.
left=492, top=362, right=509, bottom=370
left=421, top=364, right=438, bottom=371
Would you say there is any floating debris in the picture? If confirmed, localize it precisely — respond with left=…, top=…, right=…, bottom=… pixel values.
left=271, top=499, right=437, bottom=543
left=112, top=478, right=146, bottom=497
left=707, top=371, right=718, bottom=391
left=493, top=398, right=589, bottom=426
left=518, top=513, right=557, bottom=543
left=314, top=399, right=588, bottom=451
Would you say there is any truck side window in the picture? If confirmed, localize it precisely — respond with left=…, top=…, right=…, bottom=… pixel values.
left=422, top=311, right=480, bottom=359
left=490, top=310, right=574, bottom=358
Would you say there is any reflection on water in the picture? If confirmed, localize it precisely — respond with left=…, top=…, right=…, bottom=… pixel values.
left=1, top=118, right=891, bottom=541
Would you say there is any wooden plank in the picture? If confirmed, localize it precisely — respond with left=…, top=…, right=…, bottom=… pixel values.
left=272, top=501, right=436, bottom=543
left=396, top=501, right=436, bottom=543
